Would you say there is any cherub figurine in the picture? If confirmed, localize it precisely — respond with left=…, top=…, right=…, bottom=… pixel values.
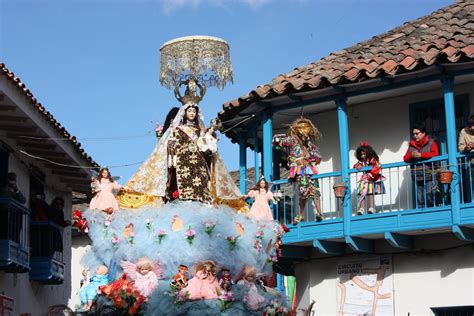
left=78, top=265, right=109, bottom=312
left=121, top=257, right=163, bottom=298
left=181, top=260, right=220, bottom=300
left=219, top=268, right=234, bottom=294
left=171, top=264, right=189, bottom=290
left=174, top=79, right=206, bottom=106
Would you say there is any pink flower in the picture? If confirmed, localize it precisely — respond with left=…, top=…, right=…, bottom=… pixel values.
left=111, top=235, right=119, bottom=245
left=185, top=227, right=196, bottom=245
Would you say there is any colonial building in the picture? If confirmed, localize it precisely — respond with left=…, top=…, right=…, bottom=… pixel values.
left=220, top=1, right=474, bottom=314
left=0, top=63, right=98, bottom=315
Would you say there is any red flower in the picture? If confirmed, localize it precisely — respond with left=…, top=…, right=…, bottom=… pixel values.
left=132, top=289, right=141, bottom=297
left=281, top=223, right=290, bottom=233
left=172, top=190, right=179, bottom=199
left=129, top=307, right=137, bottom=314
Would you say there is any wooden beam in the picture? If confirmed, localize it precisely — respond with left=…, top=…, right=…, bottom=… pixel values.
left=0, top=116, right=28, bottom=122
left=345, top=236, right=374, bottom=253
left=313, top=239, right=345, bottom=255
left=26, top=149, right=67, bottom=157
left=52, top=170, right=88, bottom=179
left=384, top=232, right=413, bottom=249
left=0, top=104, right=16, bottom=111
left=280, top=245, right=312, bottom=259
left=2, top=125, right=37, bottom=133
left=452, top=225, right=474, bottom=242
left=16, top=141, right=57, bottom=150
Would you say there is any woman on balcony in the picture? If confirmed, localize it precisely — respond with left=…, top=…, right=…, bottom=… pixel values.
left=403, top=123, right=439, bottom=208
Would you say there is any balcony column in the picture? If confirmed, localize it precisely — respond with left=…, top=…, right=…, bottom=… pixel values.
left=262, top=112, right=273, bottom=181
left=336, top=97, right=352, bottom=237
left=441, top=76, right=461, bottom=225
left=238, top=132, right=247, bottom=194
left=253, top=128, right=260, bottom=182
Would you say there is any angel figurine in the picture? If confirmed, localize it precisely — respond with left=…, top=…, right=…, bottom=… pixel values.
left=121, top=257, right=163, bottom=298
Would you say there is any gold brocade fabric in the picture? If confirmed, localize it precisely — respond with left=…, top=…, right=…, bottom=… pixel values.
left=120, top=122, right=247, bottom=212
left=116, top=189, right=162, bottom=209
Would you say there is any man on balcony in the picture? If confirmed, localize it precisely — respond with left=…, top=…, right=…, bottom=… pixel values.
left=403, top=124, right=439, bottom=208
left=457, top=115, right=474, bottom=203
left=0, top=173, right=26, bottom=243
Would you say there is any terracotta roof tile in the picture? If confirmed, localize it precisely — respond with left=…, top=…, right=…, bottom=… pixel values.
left=220, top=0, right=474, bottom=143
left=0, top=63, right=99, bottom=169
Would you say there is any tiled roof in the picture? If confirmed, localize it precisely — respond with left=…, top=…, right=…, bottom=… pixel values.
left=0, top=63, right=99, bottom=168
left=221, top=0, right=474, bottom=117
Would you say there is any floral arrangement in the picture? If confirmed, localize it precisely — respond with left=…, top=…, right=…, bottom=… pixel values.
left=72, top=210, right=88, bottom=233
left=111, top=234, right=120, bottom=248
left=273, top=190, right=284, bottom=203
left=128, top=232, right=135, bottom=245
left=105, top=275, right=146, bottom=315
left=225, top=235, right=240, bottom=250
left=267, top=255, right=279, bottom=264
left=155, top=123, right=164, bottom=138
left=254, top=240, right=262, bottom=253
left=217, top=289, right=234, bottom=312
left=104, top=219, right=111, bottom=237
left=123, top=223, right=134, bottom=245
left=156, top=229, right=167, bottom=244
left=172, top=190, right=179, bottom=199
left=185, top=226, right=196, bottom=245
left=203, top=220, right=217, bottom=237
left=146, top=219, right=153, bottom=237
left=255, top=230, right=264, bottom=240
left=263, top=300, right=290, bottom=316
left=175, top=290, right=190, bottom=304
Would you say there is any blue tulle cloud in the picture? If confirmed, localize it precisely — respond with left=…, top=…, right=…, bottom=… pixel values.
left=81, top=201, right=286, bottom=315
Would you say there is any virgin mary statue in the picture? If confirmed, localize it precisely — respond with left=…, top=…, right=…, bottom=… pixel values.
left=117, top=102, right=247, bottom=211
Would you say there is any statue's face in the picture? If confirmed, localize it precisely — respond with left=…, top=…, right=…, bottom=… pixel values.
left=185, top=107, right=197, bottom=121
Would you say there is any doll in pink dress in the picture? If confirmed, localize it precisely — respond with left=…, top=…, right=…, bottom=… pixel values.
left=248, top=177, right=274, bottom=221
left=236, top=265, right=266, bottom=311
left=181, top=260, right=220, bottom=300
left=89, top=168, right=122, bottom=213
left=120, top=257, right=163, bottom=298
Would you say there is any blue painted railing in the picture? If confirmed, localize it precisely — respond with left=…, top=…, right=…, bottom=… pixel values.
left=271, top=154, right=474, bottom=244
left=0, top=197, right=30, bottom=273
left=29, top=221, right=65, bottom=284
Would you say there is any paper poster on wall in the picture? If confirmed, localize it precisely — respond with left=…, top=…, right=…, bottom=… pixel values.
left=336, top=256, right=393, bottom=315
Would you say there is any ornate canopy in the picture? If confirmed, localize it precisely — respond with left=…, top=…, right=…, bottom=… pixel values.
left=159, top=35, right=233, bottom=91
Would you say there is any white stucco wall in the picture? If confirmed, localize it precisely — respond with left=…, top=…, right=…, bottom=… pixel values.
left=0, top=150, right=73, bottom=315
left=68, top=234, right=91, bottom=310
left=295, top=235, right=474, bottom=315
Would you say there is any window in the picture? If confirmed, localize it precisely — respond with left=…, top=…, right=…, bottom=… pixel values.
left=431, top=305, right=474, bottom=316
left=409, top=94, right=470, bottom=154
left=0, top=143, right=9, bottom=181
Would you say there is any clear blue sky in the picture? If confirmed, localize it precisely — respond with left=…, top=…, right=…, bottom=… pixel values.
left=0, top=0, right=452, bottom=184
